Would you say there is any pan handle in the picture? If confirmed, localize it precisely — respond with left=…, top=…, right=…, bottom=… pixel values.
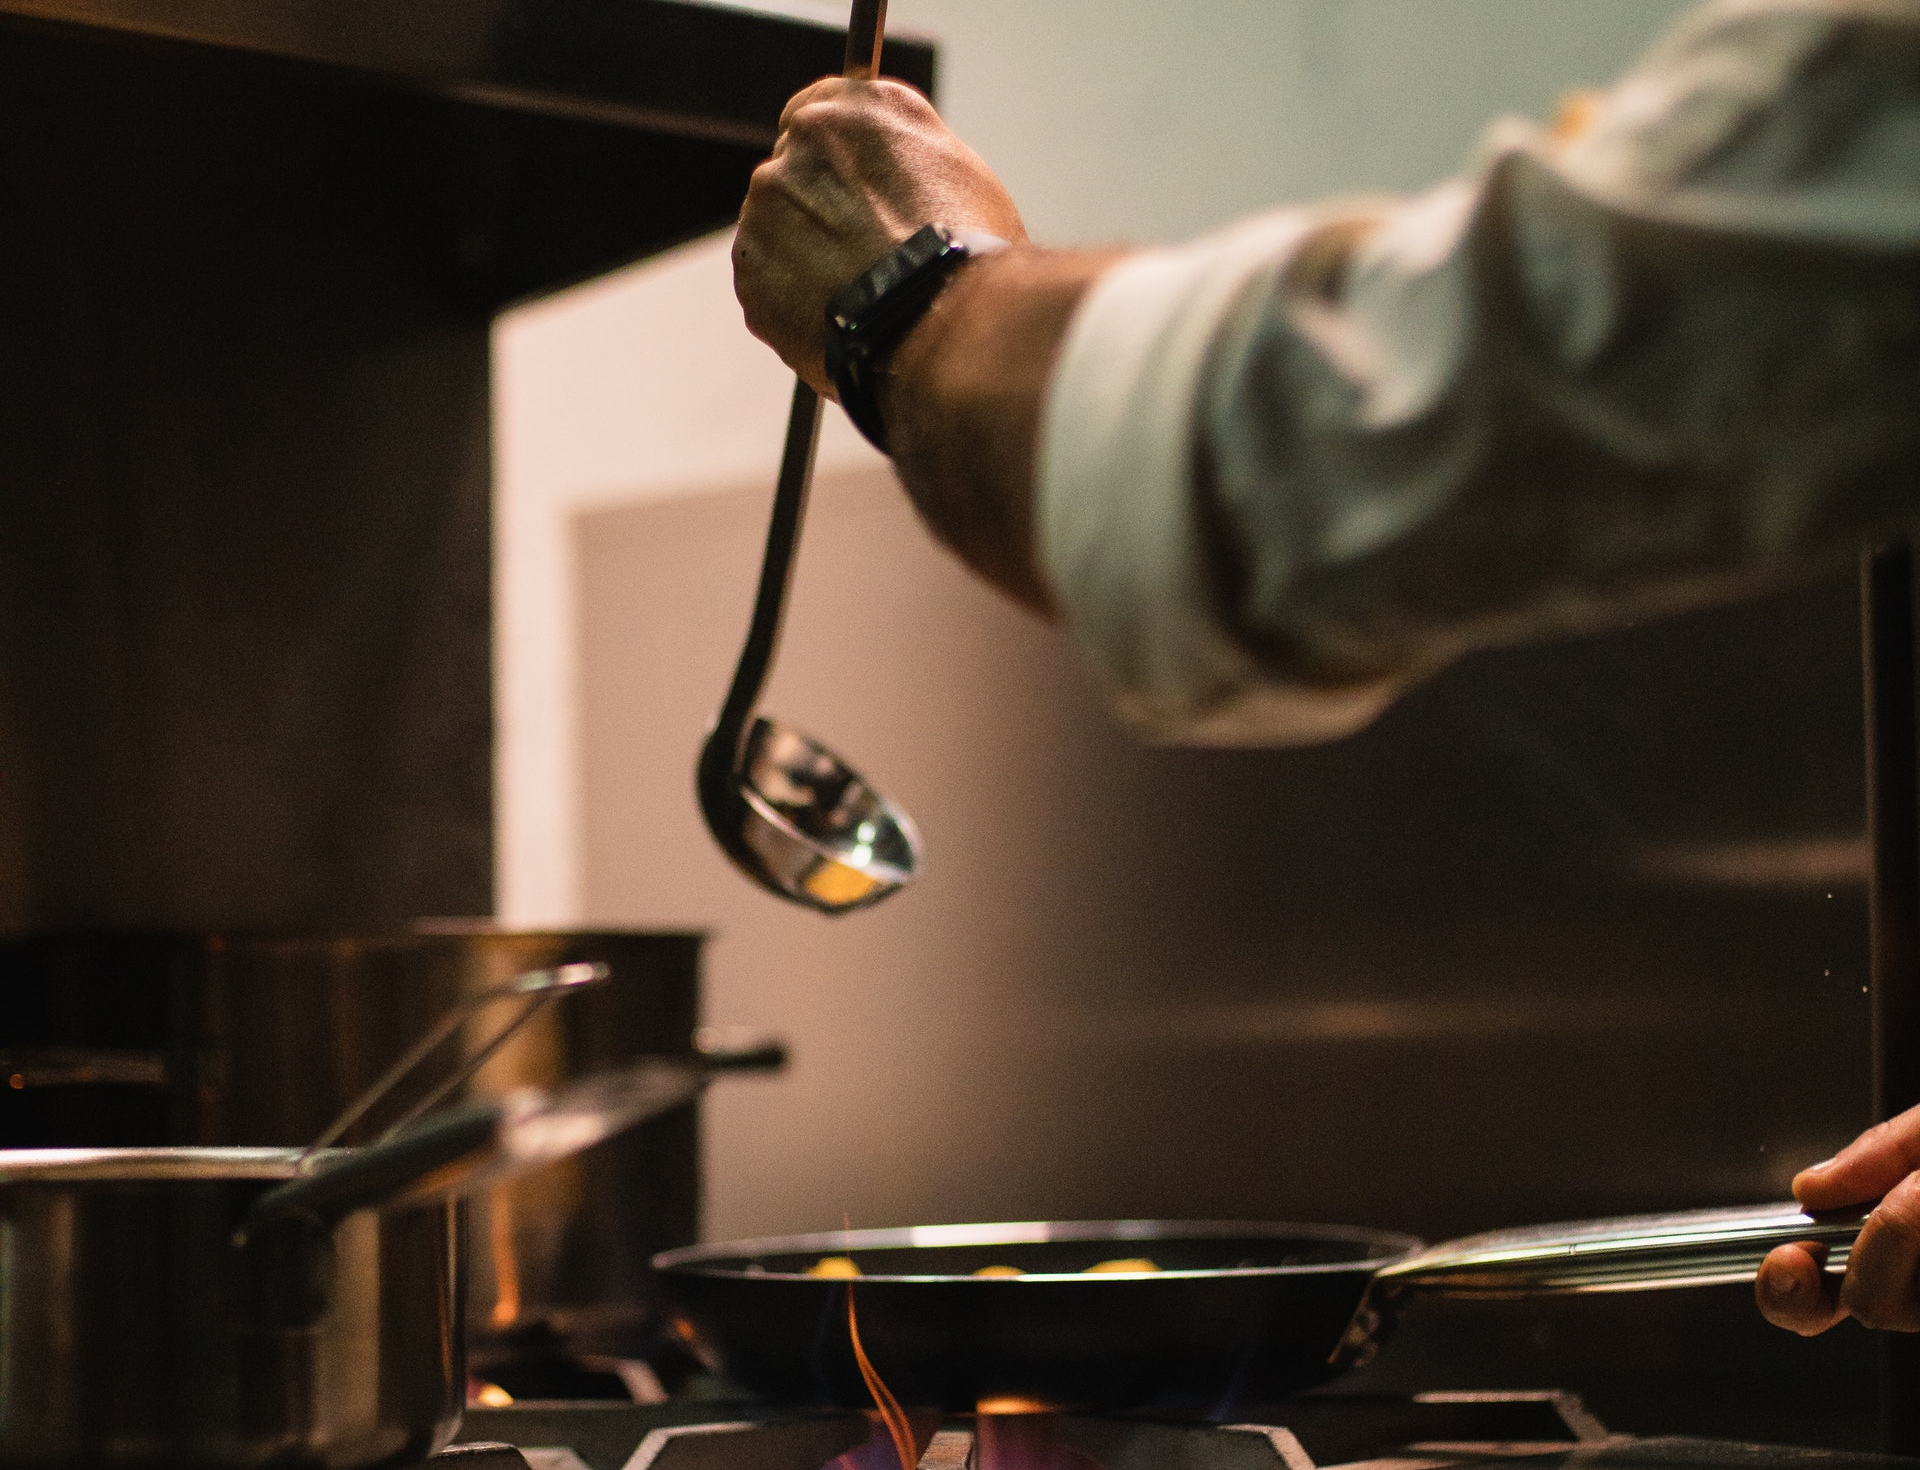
left=694, top=1028, right=789, bottom=1073
left=1377, top=1201, right=1867, bottom=1298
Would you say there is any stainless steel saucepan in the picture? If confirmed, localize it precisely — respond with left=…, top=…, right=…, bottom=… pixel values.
left=0, top=1054, right=710, bottom=1470
left=0, top=927, right=769, bottom=1367
left=656, top=1204, right=1867, bottom=1415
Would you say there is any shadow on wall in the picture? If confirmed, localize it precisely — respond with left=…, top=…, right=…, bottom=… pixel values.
left=578, top=464, right=1870, bottom=1240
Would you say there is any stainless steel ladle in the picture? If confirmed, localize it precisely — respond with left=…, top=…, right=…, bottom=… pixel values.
left=694, top=0, right=921, bottom=917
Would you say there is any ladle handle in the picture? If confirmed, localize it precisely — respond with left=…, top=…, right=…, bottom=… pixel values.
left=705, top=380, right=823, bottom=775
left=845, top=0, right=887, bottom=78
left=699, top=0, right=891, bottom=777
left=1378, top=1201, right=1866, bottom=1298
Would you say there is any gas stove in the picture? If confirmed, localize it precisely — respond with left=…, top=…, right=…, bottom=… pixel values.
left=443, top=1393, right=1911, bottom=1470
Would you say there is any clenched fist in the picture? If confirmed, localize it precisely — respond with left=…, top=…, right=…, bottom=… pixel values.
left=734, top=78, right=1027, bottom=395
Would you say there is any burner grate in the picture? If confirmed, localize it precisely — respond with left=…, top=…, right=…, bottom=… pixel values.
left=458, top=1391, right=1605, bottom=1470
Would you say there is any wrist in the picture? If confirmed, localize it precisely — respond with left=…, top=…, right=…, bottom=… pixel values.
left=882, top=246, right=1124, bottom=615
left=824, top=224, right=1011, bottom=454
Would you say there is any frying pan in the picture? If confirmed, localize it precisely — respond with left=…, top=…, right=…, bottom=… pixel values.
left=654, top=1206, right=1865, bottom=1415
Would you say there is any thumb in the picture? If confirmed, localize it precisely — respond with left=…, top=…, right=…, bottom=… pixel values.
left=1795, top=1104, right=1920, bottom=1212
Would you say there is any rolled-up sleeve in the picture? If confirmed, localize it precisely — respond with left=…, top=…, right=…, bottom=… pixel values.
left=1036, top=0, right=1920, bottom=746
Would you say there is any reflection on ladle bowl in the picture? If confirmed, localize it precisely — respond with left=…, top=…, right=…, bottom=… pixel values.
left=734, top=717, right=920, bottom=913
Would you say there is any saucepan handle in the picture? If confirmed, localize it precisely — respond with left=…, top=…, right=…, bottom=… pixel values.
left=1377, top=1201, right=1867, bottom=1298
left=239, top=1057, right=707, bottom=1235
left=694, top=1028, right=789, bottom=1073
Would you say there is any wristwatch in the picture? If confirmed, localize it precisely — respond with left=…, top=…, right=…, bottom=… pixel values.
left=825, top=223, right=1010, bottom=454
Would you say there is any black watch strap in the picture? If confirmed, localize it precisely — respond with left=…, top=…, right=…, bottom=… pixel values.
left=825, top=223, right=1010, bottom=454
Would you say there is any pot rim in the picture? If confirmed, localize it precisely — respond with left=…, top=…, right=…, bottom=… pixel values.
left=0, top=1147, right=339, bottom=1181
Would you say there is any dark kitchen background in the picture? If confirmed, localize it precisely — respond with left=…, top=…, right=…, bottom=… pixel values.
left=0, top=0, right=1883, bottom=1455
left=495, top=0, right=1879, bottom=1451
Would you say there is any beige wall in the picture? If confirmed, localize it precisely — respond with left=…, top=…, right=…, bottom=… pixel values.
left=569, top=467, right=1870, bottom=1245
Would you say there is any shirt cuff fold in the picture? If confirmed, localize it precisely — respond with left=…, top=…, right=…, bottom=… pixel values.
left=1036, top=211, right=1403, bottom=746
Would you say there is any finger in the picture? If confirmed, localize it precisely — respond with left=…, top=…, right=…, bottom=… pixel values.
left=865, top=77, right=943, bottom=123
left=1796, top=1102, right=1920, bottom=1212
left=1756, top=1243, right=1846, bottom=1335
left=1840, top=1171, right=1920, bottom=1330
left=779, top=77, right=853, bottom=134
left=779, top=79, right=943, bottom=162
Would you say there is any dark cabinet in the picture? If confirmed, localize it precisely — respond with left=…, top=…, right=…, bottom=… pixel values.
left=0, top=0, right=933, bottom=931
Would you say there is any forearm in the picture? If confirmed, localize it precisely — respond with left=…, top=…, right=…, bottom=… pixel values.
left=877, top=246, right=1125, bottom=615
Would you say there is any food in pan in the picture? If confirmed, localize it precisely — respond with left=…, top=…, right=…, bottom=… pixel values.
left=802, top=1253, right=1161, bottom=1278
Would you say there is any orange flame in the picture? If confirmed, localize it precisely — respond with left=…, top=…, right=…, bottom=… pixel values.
left=487, top=1189, right=522, bottom=1332
left=848, top=1285, right=917, bottom=1470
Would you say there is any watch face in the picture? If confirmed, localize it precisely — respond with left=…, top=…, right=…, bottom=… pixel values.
left=831, top=224, right=957, bottom=337
left=826, top=225, right=1007, bottom=455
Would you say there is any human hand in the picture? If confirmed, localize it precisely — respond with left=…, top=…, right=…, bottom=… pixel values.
left=733, top=78, right=1027, bottom=395
left=1757, top=1105, right=1920, bottom=1334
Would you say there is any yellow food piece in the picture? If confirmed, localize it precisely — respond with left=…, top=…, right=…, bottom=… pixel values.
left=1084, top=1257, right=1159, bottom=1274
left=971, top=1265, right=1024, bottom=1278
left=803, top=862, right=881, bottom=907
left=805, top=1256, right=863, bottom=1278
left=473, top=1384, right=514, bottom=1408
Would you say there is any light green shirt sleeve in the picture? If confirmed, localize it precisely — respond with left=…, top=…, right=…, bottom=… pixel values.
left=1037, top=0, right=1920, bottom=745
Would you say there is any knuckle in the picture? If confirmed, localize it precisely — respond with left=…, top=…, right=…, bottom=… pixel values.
left=1840, top=1259, right=1920, bottom=1330
left=1859, top=1119, right=1905, bottom=1162
left=1874, top=1190, right=1920, bottom=1243
left=743, top=160, right=782, bottom=203
left=779, top=77, right=841, bottom=125
left=783, top=100, right=837, bottom=140
left=877, top=79, right=934, bottom=114
left=1849, top=1299, right=1918, bottom=1333
left=1879, top=1112, right=1920, bottom=1168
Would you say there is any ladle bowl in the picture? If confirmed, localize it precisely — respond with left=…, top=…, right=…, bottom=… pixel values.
left=695, top=375, right=921, bottom=913
left=705, top=715, right=918, bottom=913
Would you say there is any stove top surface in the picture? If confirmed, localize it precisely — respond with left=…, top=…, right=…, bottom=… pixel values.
left=454, top=1393, right=1918, bottom=1470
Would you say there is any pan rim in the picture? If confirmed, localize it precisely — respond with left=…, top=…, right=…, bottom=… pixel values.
left=653, top=1217, right=1424, bottom=1282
